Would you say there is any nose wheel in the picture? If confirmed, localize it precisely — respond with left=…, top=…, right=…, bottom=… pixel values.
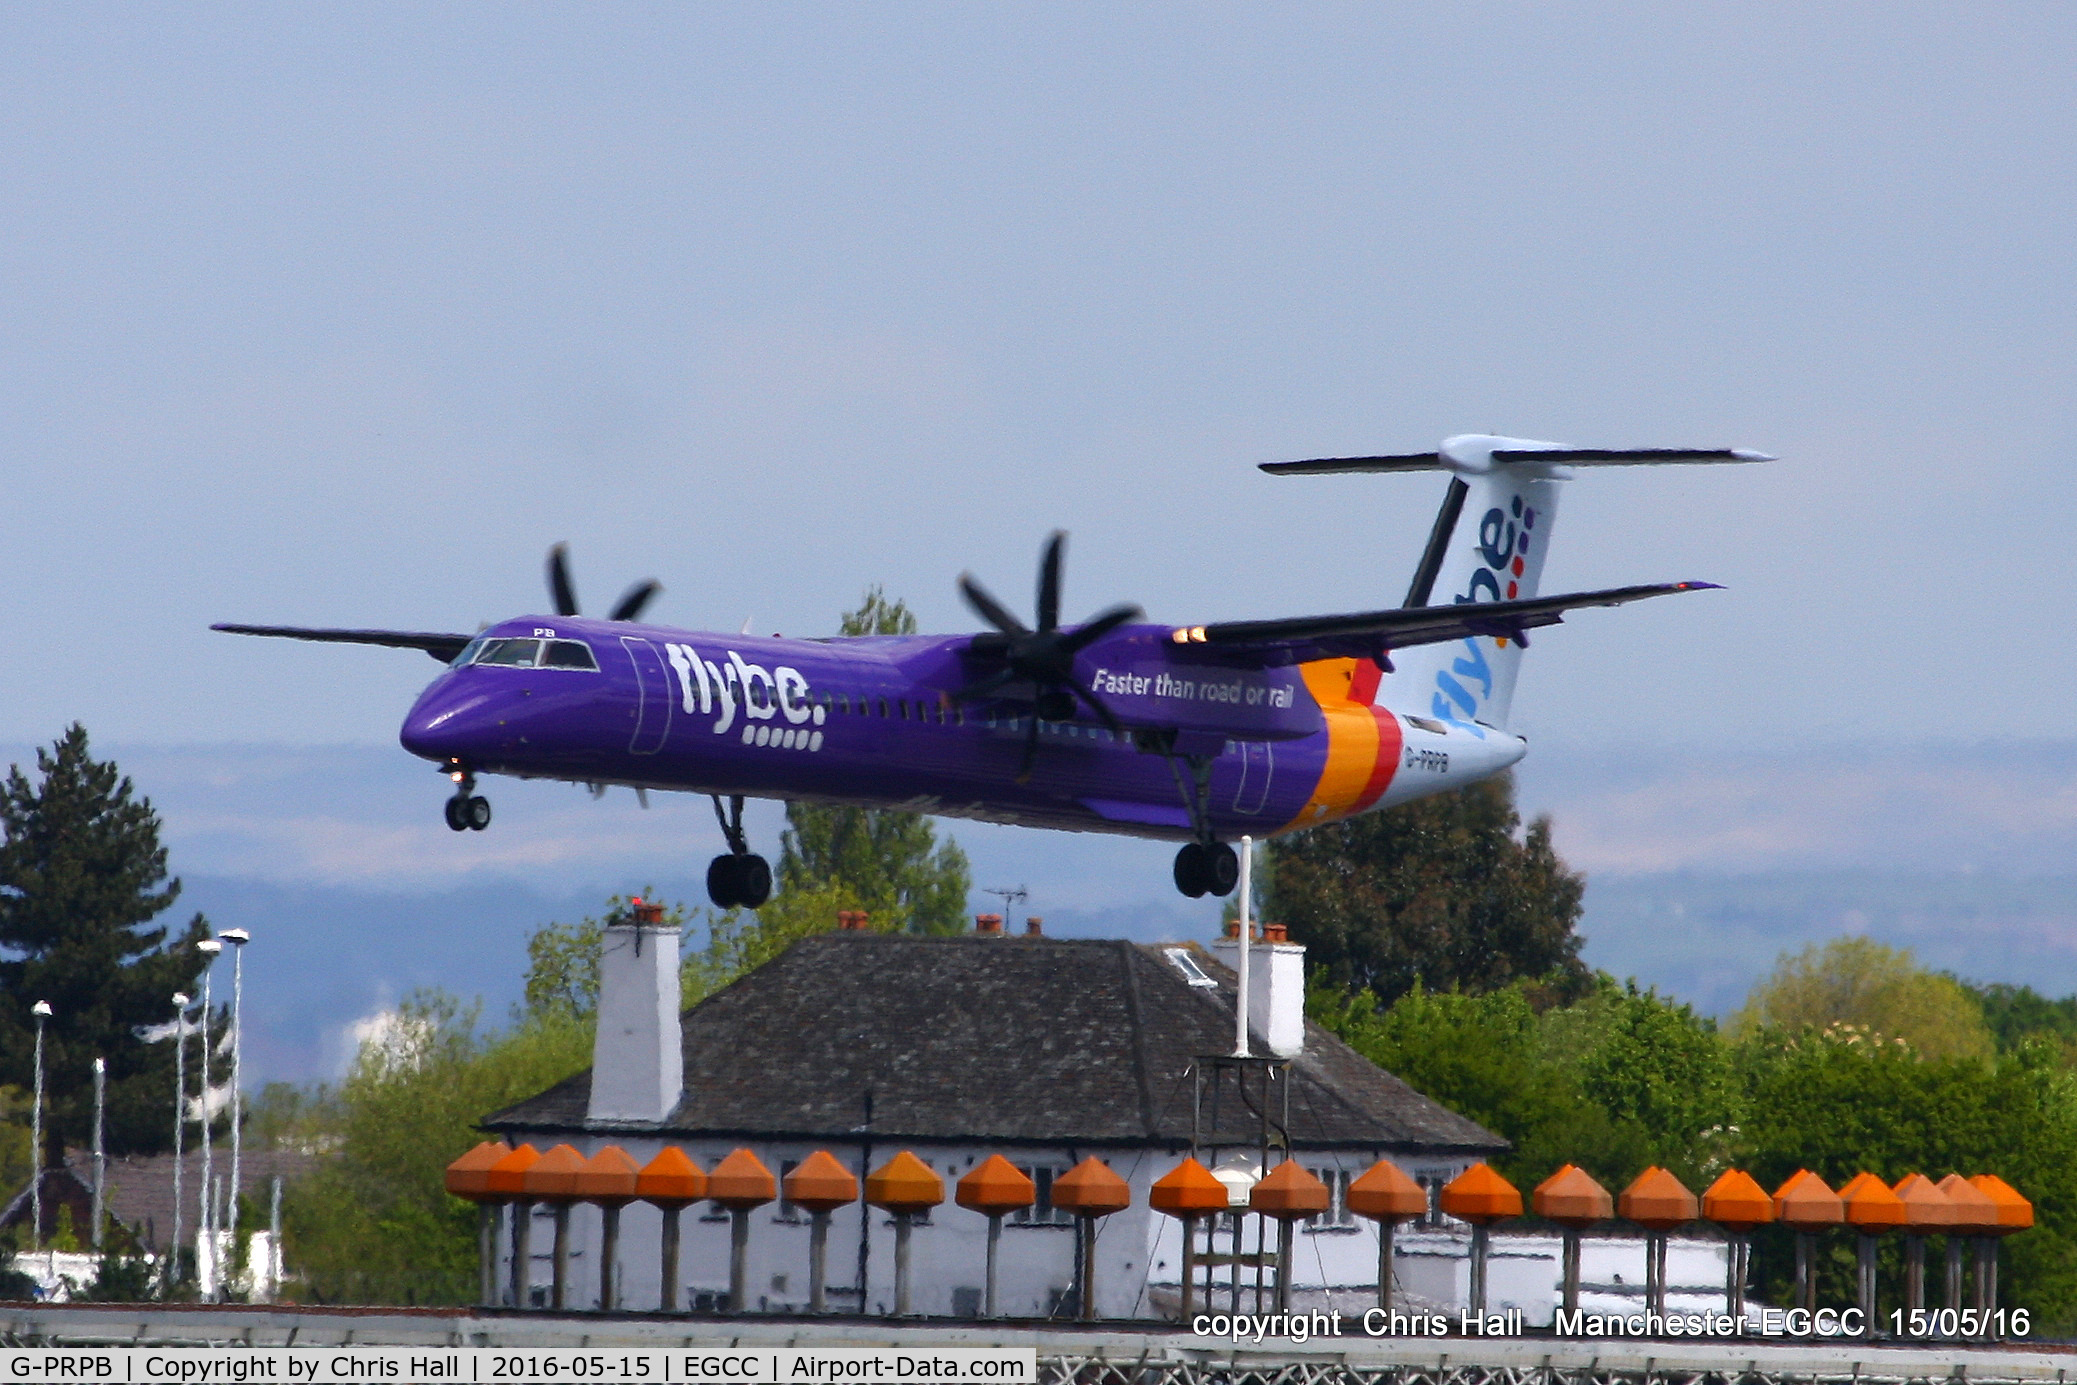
left=1173, top=841, right=1239, bottom=899
left=443, top=767, right=491, bottom=832
left=706, top=793, right=772, bottom=910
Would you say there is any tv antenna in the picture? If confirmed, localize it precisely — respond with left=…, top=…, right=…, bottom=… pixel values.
left=984, top=885, right=1028, bottom=921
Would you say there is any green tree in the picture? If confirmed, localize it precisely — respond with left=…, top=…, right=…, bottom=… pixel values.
left=1733, top=937, right=1994, bottom=1061
left=1961, top=981, right=2077, bottom=1058
left=1270, top=774, right=1587, bottom=1005
left=776, top=587, right=971, bottom=933
left=283, top=992, right=592, bottom=1304
left=0, top=726, right=210, bottom=1156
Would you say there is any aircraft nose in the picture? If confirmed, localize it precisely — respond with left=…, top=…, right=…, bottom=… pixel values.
left=399, top=679, right=501, bottom=764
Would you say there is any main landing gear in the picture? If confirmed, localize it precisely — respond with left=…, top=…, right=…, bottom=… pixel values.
left=443, top=766, right=491, bottom=832
left=707, top=794, right=772, bottom=910
left=1173, top=841, right=1239, bottom=899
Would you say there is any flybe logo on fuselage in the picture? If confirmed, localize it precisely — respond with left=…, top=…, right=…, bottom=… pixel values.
left=1431, top=494, right=1537, bottom=736
left=663, top=642, right=826, bottom=746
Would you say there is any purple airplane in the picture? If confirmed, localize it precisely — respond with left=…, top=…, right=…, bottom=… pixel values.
left=216, top=437, right=1765, bottom=908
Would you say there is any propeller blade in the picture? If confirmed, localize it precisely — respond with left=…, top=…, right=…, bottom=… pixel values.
left=609, top=579, right=662, bottom=622
left=547, top=544, right=580, bottom=617
left=1036, top=531, right=1064, bottom=633
left=959, top=573, right=1031, bottom=638
left=1056, top=602, right=1144, bottom=654
left=1015, top=713, right=1041, bottom=784
left=1069, top=682, right=1127, bottom=736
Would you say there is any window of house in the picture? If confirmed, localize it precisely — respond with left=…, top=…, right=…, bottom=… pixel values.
left=1303, top=1167, right=1355, bottom=1230
left=773, top=1159, right=802, bottom=1223
left=1009, top=1166, right=1074, bottom=1227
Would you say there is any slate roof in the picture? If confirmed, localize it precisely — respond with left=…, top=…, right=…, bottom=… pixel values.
left=487, top=934, right=1502, bottom=1156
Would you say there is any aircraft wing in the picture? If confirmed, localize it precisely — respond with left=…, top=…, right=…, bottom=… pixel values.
left=1169, top=581, right=1718, bottom=667
left=212, top=623, right=472, bottom=663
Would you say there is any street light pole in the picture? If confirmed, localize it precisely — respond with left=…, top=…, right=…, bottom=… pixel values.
left=169, top=991, right=190, bottom=1289
left=195, top=938, right=221, bottom=1299
left=30, top=1001, right=51, bottom=1252
left=91, top=1057, right=105, bottom=1250
left=220, top=929, right=250, bottom=1243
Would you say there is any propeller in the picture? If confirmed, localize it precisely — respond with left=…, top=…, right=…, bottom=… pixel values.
left=957, top=532, right=1142, bottom=780
left=546, top=543, right=662, bottom=622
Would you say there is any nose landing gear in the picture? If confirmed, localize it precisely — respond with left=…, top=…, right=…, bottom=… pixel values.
left=443, top=765, right=491, bottom=832
left=1173, top=840, right=1239, bottom=899
left=706, top=794, right=773, bottom=910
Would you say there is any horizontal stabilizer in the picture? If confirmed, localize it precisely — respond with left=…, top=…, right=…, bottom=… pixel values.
left=212, top=623, right=471, bottom=663
left=1170, top=582, right=1719, bottom=668
left=1262, top=446, right=1772, bottom=475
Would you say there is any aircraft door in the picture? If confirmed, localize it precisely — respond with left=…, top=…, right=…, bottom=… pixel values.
left=1233, top=741, right=1274, bottom=814
left=620, top=636, right=672, bottom=755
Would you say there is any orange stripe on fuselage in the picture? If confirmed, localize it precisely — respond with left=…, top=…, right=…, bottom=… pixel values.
left=1279, top=658, right=1404, bottom=831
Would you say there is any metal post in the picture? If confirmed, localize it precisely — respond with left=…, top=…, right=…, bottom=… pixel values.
left=808, top=1210, right=830, bottom=1314
left=1727, top=1234, right=1748, bottom=1323
left=268, top=1175, right=282, bottom=1302
left=1079, top=1215, right=1098, bottom=1321
left=1946, top=1235, right=1964, bottom=1315
left=1904, top=1233, right=1926, bottom=1321
left=478, top=1206, right=498, bottom=1306
left=1562, top=1228, right=1582, bottom=1314
left=893, top=1212, right=913, bottom=1316
left=170, top=991, right=189, bottom=1291
left=1469, top=1224, right=1489, bottom=1314
left=599, top=1205, right=619, bottom=1312
left=1228, top=1212, right=1242, bottom=1313
left=1274, top=1217, right=1293, bottom=1312
left=1795, top=1232, right=1814, bottom=1313
left=659, top=1206, right=682, bottom=1312
left=1857, top=1233, right=1877, bottom=1330
left=29, top=1003, right=48, bottom=1251
left=550, top=1203, right=570, bottom=1310
left=985, top=1212, right=1003, bottom=1317
left=1976, top=1237, right=1996, bottom=1337
left=510, top=1200, right=533, bottom=1308
left=224, top=932, right=248, bottom=1243
left=1178, top=1214, right=1195, bottom=1321
left=90, top=1057, right=105, bottom=1251
left=728, top=1207, right=750, bottom=1313
left=1235, top=837, right=1252, bottom=1058
left=1378, top=1218, right=1396, bottom=1312
left=197, top=949, right=216, bottom=1299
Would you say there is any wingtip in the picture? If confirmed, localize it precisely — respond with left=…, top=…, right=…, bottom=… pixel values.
left=1678, top=581, right=1726, bottom=591
left=1731, top=449, right=1776, bottom=463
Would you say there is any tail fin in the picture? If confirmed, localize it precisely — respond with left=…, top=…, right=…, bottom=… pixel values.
left=1265, top=435, right=1769, bottom=733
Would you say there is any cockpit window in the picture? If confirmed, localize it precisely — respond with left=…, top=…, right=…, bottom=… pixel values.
left=449, top=637, right=486, bottom=668
left=540, top=639, right=599, bottom=671
left=472, top=638, right=542, bottom=667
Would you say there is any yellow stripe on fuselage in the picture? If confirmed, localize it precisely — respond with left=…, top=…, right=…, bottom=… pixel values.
left=1281, top=658, right=1381, bottom=831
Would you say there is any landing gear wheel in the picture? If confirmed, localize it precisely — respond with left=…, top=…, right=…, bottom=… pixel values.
left=1173, top=843, right=1209, bottom=899
left=444, top=798, right=468, bottom=832
left=465, top=796, right=492, bottom=831
left=707, top=854, right=774, bottom=910
left=1205, top=841, right=1239, bottom=897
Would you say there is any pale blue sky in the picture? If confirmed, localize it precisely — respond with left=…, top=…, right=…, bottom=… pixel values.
left=3, top=3, right=2072, bottom=749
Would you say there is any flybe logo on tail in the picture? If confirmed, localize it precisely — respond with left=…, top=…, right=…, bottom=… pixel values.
left=663, top=643, right=826, bottom=749
left=1432, top=495, right=1537, bottom=735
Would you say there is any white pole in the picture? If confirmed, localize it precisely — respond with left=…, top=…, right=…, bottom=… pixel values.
left=223, top=931, right=248, bottom=1241
left=1235, top=837, right=1252, bottom=1058
left=268, top=1175, right=282, bottom=1302
left=196, top=938, right=220, bottom=1298
left=172, top=991, right=189, bottom=1288
left=29, top=1002, right=49, bottom=1250
left=91, top=1056, right=105, bottom=1250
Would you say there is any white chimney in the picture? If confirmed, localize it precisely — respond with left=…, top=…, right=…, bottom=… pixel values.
left=1211, top=924, right=1306, bottom=1056
left=587, top=901, right=683, bottom=1125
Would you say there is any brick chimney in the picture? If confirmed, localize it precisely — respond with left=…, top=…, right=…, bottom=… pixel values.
left=587, top=898, right=683, bottom=1125
left=1211, top=922, right=1306, bottom=1057
left=1025, top=916, right=1043, bottom=936
left=974, top=913, right=1004, bottom=935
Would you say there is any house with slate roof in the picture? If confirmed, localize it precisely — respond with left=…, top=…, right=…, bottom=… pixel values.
left=484, top=917, right=1508, bottom=1319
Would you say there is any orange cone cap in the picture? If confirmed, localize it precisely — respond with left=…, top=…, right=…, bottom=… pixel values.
left=572, top=1145, right=641, bottom=1207
left=483, top=1143, right=541, bottom=1198
left=865, top=1151, right=944, bottom=1214
left=1051, top=1156, right=1130, bottom=1217
left=445, top=1141, right=511, bottom=1203
left=1892, top=1174, right=1956, bottom=1231
left=521, top=1143, right=590, bottom=1201
left=1774, top=1170, right=1844, bottom=1230
left=1533, top=1165, right=1613, bottom=1228
left=1970, top=1175, right=2034, bottom=1235
left=1149, top=1158, right=1228, bottom=1218
left=1347, top=1159, right=1427, bottom=1224
left=1938, top=1174, right=1999, bottom=1235
left=1619, top=1167, right=1698, bottom=1232
left=635, top=1147, right=707, bottom=1208
left=1702, top=1170, right=1776, bottom=1231
left=1251, top=1160, right=1331, bottom=1221
left=784, top=1150, right=860, bottom=1214
left=957, top=1155, right=1037, bottom=1216
left=1839, top=1172, right=1908, bottom=1231
left=1440, top=1162, right=1521, bottom=1226
left=708, top=1148, right=779, bottom=1209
